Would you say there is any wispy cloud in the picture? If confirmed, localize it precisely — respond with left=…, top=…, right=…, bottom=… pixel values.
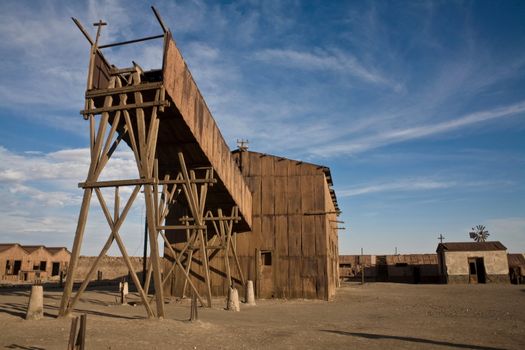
left=339, top=177, right=514, bottom=197
left=253, top=48, right=402, bottom=91
left=339, top=178, right=456, bottom=197
left=0, top=145, right=142, bottom=253
left=312, top=100, right=525, bottom=156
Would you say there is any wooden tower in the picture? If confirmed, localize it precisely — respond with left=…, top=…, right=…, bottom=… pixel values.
left=59, top=7, right=252, bottom=319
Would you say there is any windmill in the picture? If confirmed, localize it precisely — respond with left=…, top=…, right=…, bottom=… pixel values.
left=469, top=225, right=490, bottom=242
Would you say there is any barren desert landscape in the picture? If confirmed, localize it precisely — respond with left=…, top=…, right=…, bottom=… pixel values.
left=1, top=282, right=524, bottom=349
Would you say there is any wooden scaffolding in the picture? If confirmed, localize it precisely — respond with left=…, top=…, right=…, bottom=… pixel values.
left=59, top=7, right=252, bottom=319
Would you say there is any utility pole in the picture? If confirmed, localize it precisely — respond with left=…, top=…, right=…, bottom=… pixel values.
left=142, top=218, right=148, bottom=287
left=236, top=139, right=249, bottom=172
left=361, top=247, right=365, bottom=285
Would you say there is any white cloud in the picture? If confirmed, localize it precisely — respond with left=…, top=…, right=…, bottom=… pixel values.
left=253, top=48, right=402, bottom=91
left=339, top=177, right=514, bottom=197
left=0, top=145, right=142, bottom=254
left=312, top=100, right=525, bottom=156
left=339, top=178, right=456, bottom=197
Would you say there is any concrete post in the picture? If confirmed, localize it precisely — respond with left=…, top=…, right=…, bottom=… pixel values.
left=227, top=287, right=240, bottom=312
left=26, top=285, right=44, bottom=320
left=245, top=280, right=256, bottom=305
left=120, top=281, right=128, bottom=305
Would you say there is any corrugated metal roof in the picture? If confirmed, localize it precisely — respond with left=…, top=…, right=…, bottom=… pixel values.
left=0, top=243, right=70, bottom=255
left=0, top=243, right=19, bottom=253
left=46, top=247, right=71, bottom=255
left=508, top=253, right=525, bottom=268
left=437, top=241, right=507, bottom=252
left=21, top=245, right=45, bottom=253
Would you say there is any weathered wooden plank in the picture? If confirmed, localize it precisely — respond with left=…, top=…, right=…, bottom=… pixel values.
left=300, top=175, right=316, bottom=214
left=288, top=215, right=302, bottom=257
left=249, top=152, right=262, bottom=176
left=261, top=216, right=274, bottom=251
left=275, top=215, right=288, bottom=257
left=162, top=34, right=252, bottom=229
left=274, top=174, right=287, bottom=216
left=251, top=176, right=262, bottom=217
left=301, top=215, right=316, bottom=257
left=288, top=257, right=302, bottom=298
left=275, top=256, right=289, bottom=298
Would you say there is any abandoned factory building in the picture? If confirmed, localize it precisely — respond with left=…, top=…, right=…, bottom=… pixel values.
left=437, top=241, right=509, bottom=284
left=166, top=150, right=340, bottom=300
left=0, top=243, right=70, bottom=282
left=339, top=254, right=440, bottom=284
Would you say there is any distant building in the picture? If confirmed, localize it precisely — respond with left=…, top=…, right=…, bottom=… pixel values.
left=0, top=243, right=70, bottom=282
left=339, top=254, right=440, bottom=283
left=437, top=242, right=509, bottom=284
left=507, top=253, right=525, bottom=284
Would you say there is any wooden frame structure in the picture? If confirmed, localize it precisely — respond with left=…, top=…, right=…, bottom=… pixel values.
left=59, top=7, right=252, bottom=319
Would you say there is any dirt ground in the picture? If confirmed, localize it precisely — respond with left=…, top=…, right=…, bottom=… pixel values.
left=0, top=282, right=523, bottom=350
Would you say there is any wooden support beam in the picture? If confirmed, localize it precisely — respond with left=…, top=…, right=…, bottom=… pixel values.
left=85, top=82, right=163, bottom=99
left=64, top=186, right=141, bottom=315
left=58, top=190, right=93, bottom=317
left=180, top=215, right=241, bottom=222
left=79, top=177, right=215, bottom=189
left=178, top=152, right=213, bottom=307
left=158, top=231, right=205, bottom=306
left=158, top=225, right=207, bottom=230
left=98, top=34, right=164, bottom=49
left=94, top=187, right=155, bottom=317
left=80, top=100, right=169, bottom=116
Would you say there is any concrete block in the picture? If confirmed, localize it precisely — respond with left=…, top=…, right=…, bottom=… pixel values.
left=26, top=285, right=44, bottom=320
left=245, top=280, right=256, bottom=305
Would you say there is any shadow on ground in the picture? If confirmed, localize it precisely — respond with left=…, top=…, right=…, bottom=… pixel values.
left=6, top=345, right=46, bottom=350
left=320, top=330, right=506, bottom=350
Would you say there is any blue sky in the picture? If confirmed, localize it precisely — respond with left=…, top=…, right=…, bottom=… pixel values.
left=0, top=0, right=524, bottom=255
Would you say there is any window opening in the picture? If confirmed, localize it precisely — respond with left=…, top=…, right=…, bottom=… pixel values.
left=261, top=251, right=272, bottom=266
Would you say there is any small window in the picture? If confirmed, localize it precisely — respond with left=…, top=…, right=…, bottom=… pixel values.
left=13, top=260, right=22, bottom=275
left=469, top=262, right=476, bottom=275
left=40, top=261, right=47, bottom=271
left=261, top=251, right=272, bottom=266
left=33, top=264, right=39, bottom=271
left=52, top=262, right=60, bottom=276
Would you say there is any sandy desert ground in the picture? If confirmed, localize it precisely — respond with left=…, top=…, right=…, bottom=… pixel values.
left=0, top=282, right=524, bottom=349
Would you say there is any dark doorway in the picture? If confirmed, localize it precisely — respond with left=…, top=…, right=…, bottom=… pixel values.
left=376, top=256, right=388, bottom=282
left=258, top=250, right=273, bottom=298
left=52, top=262, right=60, bottom=276
left=13, top=260, right=22, bottom=276
left=475, top=258, right=486, bottom=283
left=413, top=266, right=421, bottom=284
left=468, top=258, right=478, bottom=283
left=468, top=257, right=486, bottom=284
left=40, top=261, right=47, bottom=271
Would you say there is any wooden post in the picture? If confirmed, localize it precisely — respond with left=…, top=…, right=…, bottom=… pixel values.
left=67, top=314, right=87, bottom=350
left=361, top=248, right=365, bottom=285
left=67, top=316, right=79, bottom=350
left=190, top=290, right=198, bottom=321
left=255, top=248, right=260, bottom=298
left=142, top=218, right=148, bottom=287
left=59, top=189, right=93, bottom=317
